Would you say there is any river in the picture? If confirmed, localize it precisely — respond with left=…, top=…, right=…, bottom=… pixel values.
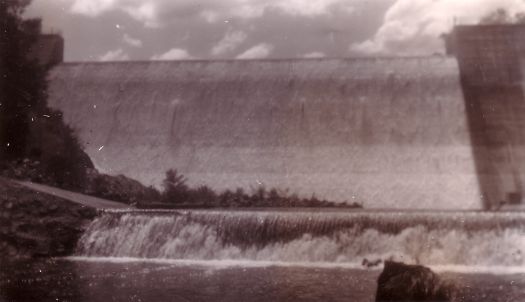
left=2, top=209, right=525, bottom=301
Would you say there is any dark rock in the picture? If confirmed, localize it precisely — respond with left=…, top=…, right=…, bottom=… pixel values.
left=363, top=258, right=382, bottom=268
left=375, top=261, right=458, bottom=302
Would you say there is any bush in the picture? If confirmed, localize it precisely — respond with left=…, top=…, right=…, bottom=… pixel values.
left=24, top=109, right=94, bottom=190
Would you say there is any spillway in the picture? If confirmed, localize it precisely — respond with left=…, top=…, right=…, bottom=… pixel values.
left=75, top=210, right=525, bottom=270
left=47, top=57, right=480, bottom=209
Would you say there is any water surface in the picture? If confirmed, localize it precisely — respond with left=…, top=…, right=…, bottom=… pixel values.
left=2, top=259, right=525, bottom=302
left=4, top=209, right=525, bottom=301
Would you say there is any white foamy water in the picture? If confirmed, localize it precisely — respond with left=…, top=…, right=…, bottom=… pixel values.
left=65, top=256, right=525, bottom=275
left=76, top=210, right=525, bottom=273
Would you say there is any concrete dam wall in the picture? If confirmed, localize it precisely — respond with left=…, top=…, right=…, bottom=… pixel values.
left=451, top=24, right=525, bottom=209
left=46, top=57, right=481, bottom=209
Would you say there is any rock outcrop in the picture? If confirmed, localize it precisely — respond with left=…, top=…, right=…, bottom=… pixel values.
left=375, top=261, right=458, bottom=302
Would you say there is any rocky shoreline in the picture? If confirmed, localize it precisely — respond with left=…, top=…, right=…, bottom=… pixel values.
left=0, top=178, right=97, bottom=261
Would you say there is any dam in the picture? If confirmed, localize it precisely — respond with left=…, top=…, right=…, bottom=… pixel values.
left=6, top=22, right=525, bottom=302
left=45, top=24, right=525, bottom=209
left=76, top=209, right=525, bottom=268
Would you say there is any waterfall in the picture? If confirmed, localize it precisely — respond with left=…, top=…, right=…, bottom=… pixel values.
left=75, top=210, right=525, bottom=269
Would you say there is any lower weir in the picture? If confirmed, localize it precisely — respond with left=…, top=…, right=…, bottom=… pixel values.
left=76, top=210, right=525, bottom=269
left=47, top=57, right=480, bottom=209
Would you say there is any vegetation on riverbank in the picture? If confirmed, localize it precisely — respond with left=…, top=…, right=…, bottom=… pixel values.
left=150, top=168, right=362, bottom=208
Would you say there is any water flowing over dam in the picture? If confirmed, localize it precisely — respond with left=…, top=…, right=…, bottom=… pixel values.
left=47, top=57, right=481, bottom=209
left=75, top=210, right=525, bottom=271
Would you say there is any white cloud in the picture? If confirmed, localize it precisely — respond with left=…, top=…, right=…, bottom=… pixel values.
left=70, top=0, right=161, bottom=27
left=151, top=48, right=194, bottom=60
left=211, top=30, right=247, bottom=56
left=302, top=51, right=326, bottom=58
left=70, top=0, right=116, bottom=17
left=202, top=0, right=357, bottom=22
left=68, top=0, right=359, bottom=27
left=123, top=33, right=143, bottom=47
left=351, top=0, right=525, bottom=56
left=275, top=0, right=349, bottom=16
left=236, top=43, right=273, bottom=59
left=98, top=48, right=129, bottom=61
left=123, top=2, right=159, bottom=27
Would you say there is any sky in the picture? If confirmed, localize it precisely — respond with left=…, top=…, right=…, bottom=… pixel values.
left=25, top=0, right=525, bottom=62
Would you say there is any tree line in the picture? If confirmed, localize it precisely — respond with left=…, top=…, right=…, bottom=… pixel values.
left=150, top=168, right=362, bottom=208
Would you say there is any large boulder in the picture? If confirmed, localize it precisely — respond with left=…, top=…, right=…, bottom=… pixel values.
left=375, top=261, right=458, bottom=302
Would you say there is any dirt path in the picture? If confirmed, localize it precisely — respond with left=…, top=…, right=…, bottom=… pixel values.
left=14, top=180, right=132, bottom=209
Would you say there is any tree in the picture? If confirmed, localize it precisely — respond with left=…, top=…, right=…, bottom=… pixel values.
left=479, top=8, right=525, bottom=25
left=162, top=169, right=189, bottom=203
left=0, top=0, right=47, bottom=160
left=0, top=0, right=95, bottom=190
left=442, top=8, right=525, bottom=55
